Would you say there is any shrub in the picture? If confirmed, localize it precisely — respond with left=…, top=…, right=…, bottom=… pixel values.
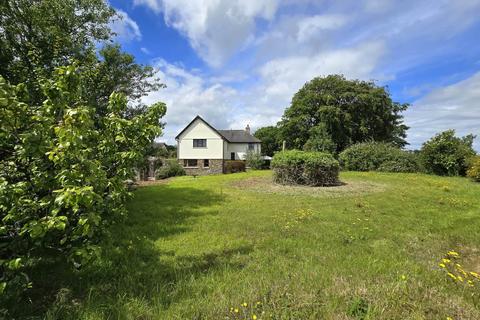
left=224, top=160, right=246, bottom=173
left=420, top=130, right=476, bottom=176
left=0, top=68, right=165, bottom=301
left=339, top=142, right=419, bottom=172
left=377, top=152, right=422, bottom=173
left=467, top=156, right=480, bottom=182
left=156, top=160, right=185, bottom=179
left=245, top=151, right=264, bottom=169
left=272, top=150, right=339, bottom=186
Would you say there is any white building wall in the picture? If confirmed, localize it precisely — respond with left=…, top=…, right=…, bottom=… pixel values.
left=177, top=118, right=224, bottom=159
left=224, top=143, right=261, bottom=160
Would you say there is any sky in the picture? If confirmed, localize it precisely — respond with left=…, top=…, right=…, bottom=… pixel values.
left=109, top=0, right=480, bottom=150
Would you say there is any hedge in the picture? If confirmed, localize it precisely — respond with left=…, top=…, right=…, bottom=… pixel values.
left=224, top=160, right=246, bottom=173
left=339, top=142, right=421, bottom=173
left=272, top=150, right=339, bottom=186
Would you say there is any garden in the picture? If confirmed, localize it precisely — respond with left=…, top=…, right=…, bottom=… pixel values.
left=9, top=170, right=480, bottom=319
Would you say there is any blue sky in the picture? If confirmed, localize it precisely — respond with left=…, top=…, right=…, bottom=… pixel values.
left=109, top=0, right=480, bottom=150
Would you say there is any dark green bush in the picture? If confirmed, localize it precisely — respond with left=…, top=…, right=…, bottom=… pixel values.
left=224, top=160, right=246, bottom=173
left=467, top=156, right=480, bottom=182
left=377, top=152, right=422, bottom=173
left=420, top=130, right=476, bottom=176
left=272, top=150, right=339, bottom=186
left=339, top=142, right=420, bottom=172
left=156, top=160, right=185, bottom=179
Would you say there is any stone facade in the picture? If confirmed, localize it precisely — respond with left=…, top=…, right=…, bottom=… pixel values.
left=179, top=159, right=224, bottom=175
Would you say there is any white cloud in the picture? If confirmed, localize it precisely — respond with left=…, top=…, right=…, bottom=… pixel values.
left=141, top=60, right=239, bottom=142
left=133, top=0, right=279, bottom=67
left=257, top=41, right=386, bottom=109
left=110, top=9, right=142, bottom=42
left=296, top=14, right=347, bottom=42
left=405, top=72, right=480, bottom=151
left=140, top=47, right=151, bottom=55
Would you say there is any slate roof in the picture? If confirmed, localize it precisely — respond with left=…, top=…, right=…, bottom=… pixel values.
left=175, top=115, right=261, bottom=143
left=218, top=130, right=261, bottom=143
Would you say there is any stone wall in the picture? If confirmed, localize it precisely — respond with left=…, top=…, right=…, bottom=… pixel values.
left=179, top=159, right=224, bottom=175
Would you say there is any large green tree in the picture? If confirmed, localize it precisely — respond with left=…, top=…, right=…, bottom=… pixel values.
left=0, top=0, right=161, bottom=114
left=279, top=75, right=409, bottom=153
left=254, top=126, right=282, bottom=156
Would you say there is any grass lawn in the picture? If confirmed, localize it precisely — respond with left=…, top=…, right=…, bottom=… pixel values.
left=16, top=171, right=480, bottom=319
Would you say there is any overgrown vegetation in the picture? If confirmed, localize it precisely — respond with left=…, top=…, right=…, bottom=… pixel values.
left=245, top=151, right=264, bottom=169
left=0, top=68, right=165, bottom=306
left=467, top=156, right=480, bottom=182
left=9, top=171, right=480, bottom=319
left=420, top=130, right=476, bottom=176
left=0, top=0, right=165, bottom=311
left=156, top=160, right=186, bottom=179
left=272, top=150, right=339, bottom=186
left=339, top=142, right=421, bottom=173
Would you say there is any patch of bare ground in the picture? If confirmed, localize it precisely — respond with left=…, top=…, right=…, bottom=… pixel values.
left=230, top=176, right=387, bottom=198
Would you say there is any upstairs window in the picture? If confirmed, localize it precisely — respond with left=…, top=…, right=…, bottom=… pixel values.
left=248, top=143, right=255, bottom=151
left=184, top=159, right=198, bottom=167
left=193, top=139, right=207, bottom=148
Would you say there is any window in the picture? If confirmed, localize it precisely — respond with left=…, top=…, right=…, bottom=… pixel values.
left=183, top=159, right=198, bottom=167
left=203, top=159, right=209, bottom=167
left=231, top=152, right=235, bottom=160
left=193, top=139, right=207, bottom=148
left=248, top=143, right=255, bottom=151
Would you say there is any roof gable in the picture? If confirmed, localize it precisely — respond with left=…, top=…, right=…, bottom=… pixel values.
left=175, top=115, right=224, bottom=140
left=175, top=115, right=262, bottom=143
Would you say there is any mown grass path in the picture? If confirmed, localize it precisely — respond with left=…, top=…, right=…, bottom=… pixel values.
left=23, top=171, right=480, bottom=319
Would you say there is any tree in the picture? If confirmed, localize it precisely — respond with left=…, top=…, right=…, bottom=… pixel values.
left=420, top=130, right=476, bottom=176
left=0, top=0, right=114, bottom=104
left=279, top=75, right=409, bottom=153
left=0, top=1, right=161, bottom=116
left=303, top=123, right=337, bottom=154
left=0, top=66, right=166, bottom=305
left=254, top=126, right=282, bottom=156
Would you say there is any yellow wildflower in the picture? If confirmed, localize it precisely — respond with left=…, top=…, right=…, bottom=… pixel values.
left=447, top=273, right=457, bottom=280
left=442, top=258, right=451, bottom=263
left=447, top=251, right=459, bottom=257
left=446, top=317, right=453, bottom=320
left=439, top=263, right=446, bottom=268
left=470, top=271, right=479, bottom=278
left=457, top=276, right=464, bottom=282
left=242, top=302, right=248, bottom=307
left=252, top=315, right=258, bottom=320
left=234, top=308, right=239, bottom=313
left=468, top=280, right=474, bottom=287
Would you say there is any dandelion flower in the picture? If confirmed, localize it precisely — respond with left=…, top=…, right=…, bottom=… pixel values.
left=447, top=251, right=459, bottom=257
left=252, top=315, right=257, bottom=320
left=242, top=302, right=248, bottom=307
left=234, top=308, right=239, bottom=313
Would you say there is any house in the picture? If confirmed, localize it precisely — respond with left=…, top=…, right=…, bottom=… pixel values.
left=175, top=115, right=261, bottom=174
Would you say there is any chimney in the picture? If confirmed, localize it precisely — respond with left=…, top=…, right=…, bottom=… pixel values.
left=245, top=124, right=250, bottom=134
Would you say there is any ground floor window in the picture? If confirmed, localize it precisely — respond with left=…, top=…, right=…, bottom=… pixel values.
left=204, top=159, right=209, bottom=167
left=184, top=159, right=198, bottom=167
